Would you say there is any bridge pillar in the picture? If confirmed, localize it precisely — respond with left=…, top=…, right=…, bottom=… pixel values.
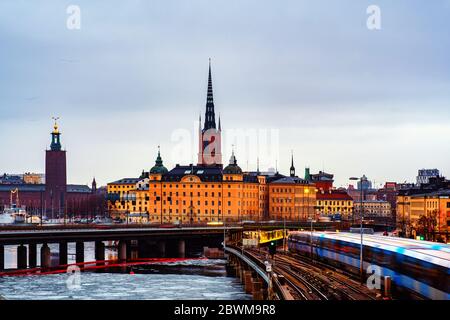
left=0, top=244, right=4, bottom=270
left=244, top=271, right=253, bottom=294
left=241, top=263, right=248, bottom=282
left=158, top=241, right=166, bottom=257
left=76, top=241, right=84, bottom=264
left=232, top=263, right=239, bottom=277
left=17, top=244, right=27, bottom=269
left=129, top=240, right=138, bottom=260
left=59, top=241, right=68, bottom=265
left=237, top=264, right=245, bottom=283
left=40, top=243, right=51, bottom=269
left=28, top=243, right=37, bottom=268
left=118, top=240, right=127, bottom=261
left=252, top=279, right=263, bottom=300
left=95, top=241, right=105, bottom=264
left=178, top=240, right=185, bottom=258
left=226, top=258, right=237, bottom=276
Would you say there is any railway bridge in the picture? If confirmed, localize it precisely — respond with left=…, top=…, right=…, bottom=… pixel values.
left=224, top=245, right=296, bottom=300
left=0, top=225, right=242, bottom=271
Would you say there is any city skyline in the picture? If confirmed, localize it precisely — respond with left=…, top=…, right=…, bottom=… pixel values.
left=1, top=1, right=450, bottom=187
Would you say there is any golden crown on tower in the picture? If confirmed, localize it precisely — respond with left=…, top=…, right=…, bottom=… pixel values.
left=52, top=116, right=60, bottom=134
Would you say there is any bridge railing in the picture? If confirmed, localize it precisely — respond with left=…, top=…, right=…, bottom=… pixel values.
left=224, top=246, right=269, bottom=284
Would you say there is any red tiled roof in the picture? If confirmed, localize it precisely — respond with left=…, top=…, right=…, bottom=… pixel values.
left=316, top=190, right=353, bottom=200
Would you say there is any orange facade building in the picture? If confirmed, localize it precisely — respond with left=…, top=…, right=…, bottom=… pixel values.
left=107, top=61, right=316, bottom=223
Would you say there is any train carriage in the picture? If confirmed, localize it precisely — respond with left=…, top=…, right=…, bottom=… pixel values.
left=288, top=232, right=450, bottom=300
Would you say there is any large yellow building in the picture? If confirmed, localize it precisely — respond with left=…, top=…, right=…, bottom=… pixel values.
left=397, top=190, right=450, bottom=241
left=107, top=150, right=317, bottom=223
left=268, top=175, right=315, bottom=221
left=354, top=200, right=391, bottom=218
left=107, top=61, right=316, bottom=223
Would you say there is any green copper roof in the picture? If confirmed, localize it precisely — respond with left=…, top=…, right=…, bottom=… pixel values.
left=150, top=147, right=168, bottom=174
left=223, top=150, right=242, bottom=174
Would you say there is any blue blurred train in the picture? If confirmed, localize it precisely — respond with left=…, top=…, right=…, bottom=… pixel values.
left=288, top=231, right=450, bottom=300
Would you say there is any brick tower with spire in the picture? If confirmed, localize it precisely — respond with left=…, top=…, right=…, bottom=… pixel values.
left=45, top=118, right=67, bottom=218
left=198, top=59, right=222, bottom=167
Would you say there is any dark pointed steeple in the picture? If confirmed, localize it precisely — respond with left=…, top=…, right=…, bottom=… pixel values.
left=203, top=58, right=216, bottom=131
left=91, top=177, right=97, bottom=193
left=290, top=150, right=296, bottom=177
left=155, top=145, right=163, bottom=166
left=50, top=117, right=62, bottom=151
left=218, top=113, right=221, bottom=131
left=257, top=157, right=260, bottom=174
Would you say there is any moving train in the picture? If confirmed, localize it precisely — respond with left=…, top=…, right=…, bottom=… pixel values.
left=288, top=231, right=450, bottom=300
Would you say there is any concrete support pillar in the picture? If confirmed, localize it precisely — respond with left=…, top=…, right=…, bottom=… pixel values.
left=252, top=280, right=263, bottom=300
left=240, top=265, right=246, bottom=283
left=244, top=271, right=253, bottom=294
left=17, top=244, right=27, bottom=269
left=238, top=265, right=244, bottom=283
left=234, top=264, right=240, bottom=280
left=28, top=243, right=37, bottom=268
left=158, top=241, right=166, bottom=257
left=76, top=241, right=84, bottom=264
left=40, top=243, right=51, bottom=269
left=95, top=241, right=105, bottom=264
left=129, top=240, right=139, bottom=260
left=118, top=240, right=127, bottom=261
left=127, top=240, right=137, bottom=260
left=225, top=261, right=236, bottom=276
left=178, top=240, right=185, bottom=258
left=59, top=241, right=68, bottom=266
left=0, top=244, right=4, bottom=270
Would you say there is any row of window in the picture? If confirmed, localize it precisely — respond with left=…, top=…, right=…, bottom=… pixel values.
left=128, top=208, right=259, bottom=215
left=271, top=188, right=312, bottom=193
left=271, top=206, right=313, bottom=213
left=317, top=200, right=352, bottom=206
left=151, top=183, right=259, bottom=189
left=115, top=198, right=259, bottom=208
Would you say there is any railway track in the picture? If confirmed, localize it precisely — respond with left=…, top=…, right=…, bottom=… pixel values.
left=244, top=248, right=377, bottom=300
left=242, top=249, right=317, bottom=300
left=276, top=253, right=377, bottom=300
left=244, top=249, right=329, bottom=300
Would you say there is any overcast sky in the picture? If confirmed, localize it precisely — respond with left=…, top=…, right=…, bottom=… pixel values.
left=1, top=0, right=449, bottom=188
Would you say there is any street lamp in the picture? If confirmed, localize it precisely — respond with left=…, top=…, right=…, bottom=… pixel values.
left=349, top=176, right=366, bottom=284
left=304, top=188, right=315, bottom=261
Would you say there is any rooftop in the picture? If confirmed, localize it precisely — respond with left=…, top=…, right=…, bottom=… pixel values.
left=109, top=178, right=140, bottom=185
left=0, top=184, right=91, bottom=193
left=316, top=190, right=353, bottom=200
left=162, top=165, right=223, bottom=182
left=271, top=176, right=310, bottom=185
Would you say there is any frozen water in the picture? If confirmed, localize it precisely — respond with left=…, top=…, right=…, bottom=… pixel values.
left=0, top=260, right=251, bottom=300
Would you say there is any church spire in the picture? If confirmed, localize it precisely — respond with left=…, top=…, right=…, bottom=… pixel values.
left=218, top=113, right=221, bottom=131
left=290, top=150, right=296, bottom=177
left=156, top=145, right=163, bottom=166
left=91, top=177, right=97, bottom=193
left=203, top=58, right=216, bottom=130
left=257, top=157, right=260, bottom=174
